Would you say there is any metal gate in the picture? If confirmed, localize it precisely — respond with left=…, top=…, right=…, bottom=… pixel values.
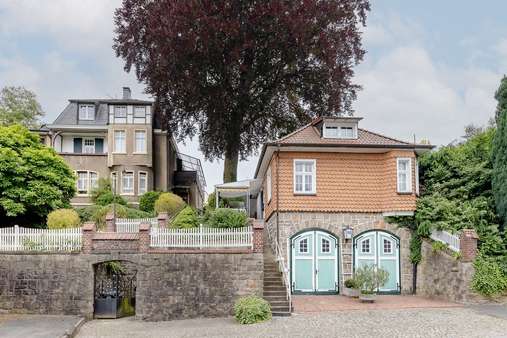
left=94, top=262, right=136, bottom=318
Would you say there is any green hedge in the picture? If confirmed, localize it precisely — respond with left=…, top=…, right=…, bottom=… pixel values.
left=171, top=206, right=199, bottom=229
left=471, top=255, right=507, bottom=297
left=233, top=296, right=271, bottom=324
left=154, top=192, right=186, bottom=216
left=47, top=209, right=80, bottom=229
left=139, top=191, right=162, bottom=213
left=207, top=208, right=248, bottom=228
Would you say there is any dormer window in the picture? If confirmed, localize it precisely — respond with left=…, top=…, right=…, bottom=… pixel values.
left=79, top=105, right=95, bottom=120
left=323, top=123, right=357, bottom=139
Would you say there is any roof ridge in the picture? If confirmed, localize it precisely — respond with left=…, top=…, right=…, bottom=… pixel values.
left=358, top=128, right=411, bottom=145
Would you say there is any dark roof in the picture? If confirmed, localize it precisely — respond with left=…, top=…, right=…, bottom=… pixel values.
left=52, top=102, right=108, bottom=125
left=68, top=98, right=152, bottom=105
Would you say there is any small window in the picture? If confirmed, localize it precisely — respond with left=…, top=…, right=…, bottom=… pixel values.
left=340, top=127, right=354, bottom=138
left=383, top=239, right=392, bottom=254
left=76, top=171, right=89, bottom=194
left=324, top=126, right=339, bottom=138
left=361, top=239, right=370, bottom=253
left=299, top=238, right=308, bottom=253
left=397, top=158, right=412, bottom=193
left=321, top=238, right=330, bottom=253
left=266, top=166, right=272, bottom=202
left=122, top=171, right=134, bottom=194
left=294, top=160, right=316, bottom=194
left=78, top=105, right=95, bottom=120
left=114, top=130, right=126, bottom=153
left=139, top=172, right=148, bottom=195
left=134, top=130, right=146, bottom=153
left=134, top=106, right=146, bottom=117
left=114, top=106, right=127, bottom=118
left=83, top=138, right=95, bottom=154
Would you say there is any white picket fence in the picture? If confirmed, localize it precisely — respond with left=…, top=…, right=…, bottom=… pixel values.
left=430, top=229, right=460, bottom=252
left=0, top=225, right=82, bottom=252
left=116, top=218, right=158, bottom=233
left=150, top=225, right=253, bottom=249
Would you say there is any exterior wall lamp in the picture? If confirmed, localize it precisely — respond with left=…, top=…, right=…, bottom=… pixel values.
left=343, top=225, right=353, bottom=240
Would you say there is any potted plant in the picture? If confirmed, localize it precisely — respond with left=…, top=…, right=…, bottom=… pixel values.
left=354, top=265, right=389, bottom=303
left=343, top=278, right=360, bottom=297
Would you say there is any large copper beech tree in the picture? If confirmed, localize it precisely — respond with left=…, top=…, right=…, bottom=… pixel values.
left=113, top=0, right=370, bottom=182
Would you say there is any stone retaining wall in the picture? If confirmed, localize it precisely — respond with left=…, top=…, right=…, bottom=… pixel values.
left=417, top=239, right=482, bottom=303
left=0, top=252, right=263, bottom=320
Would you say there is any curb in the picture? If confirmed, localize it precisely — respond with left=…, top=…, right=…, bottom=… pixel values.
left=62, top=317, right=86, bottom=338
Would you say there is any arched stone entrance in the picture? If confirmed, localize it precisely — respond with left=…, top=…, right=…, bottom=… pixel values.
left=93, top=260, right=137, bottom=318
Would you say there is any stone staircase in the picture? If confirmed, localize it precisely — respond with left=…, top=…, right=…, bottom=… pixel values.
left=263, top=240, right=291, bottom=316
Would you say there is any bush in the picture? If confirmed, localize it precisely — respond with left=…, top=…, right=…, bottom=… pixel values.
left=171, top=206, right=199, bottom=229
left=233, top=296, right=271, bottom=324
left=47, top=209, right=80, bottom=229
left=207, top=208, right=248, bottom=228
left=92, top=204, right=152, bottom=229
left=75, top=205, right=100, bottom=223
left=95, top=191, right=127, bottom=206
left=354, top=265, right=389, bottom=294
left=471, top=255, right=507, bottom=297
left=344, top=278, right=359, bottom=289
left=154, top=192, right=186, bottom=216
left=139, top=191, right=162, bottom=213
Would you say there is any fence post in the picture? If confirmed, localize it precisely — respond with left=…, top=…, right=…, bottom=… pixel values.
left=158, top=212, right=168, bottom=228
left=82, top=222, right=96, bottom=254
left=252, top=221, right=264, bottom=253
left=105, top=212, right=115, bottom=232
left=139, top=222, right=151, bottom=252
left=14, top=225, right=19, bottom=251
left=460, top=229, right=479, bottom=262
left=199, top=224, right=203, bottom=249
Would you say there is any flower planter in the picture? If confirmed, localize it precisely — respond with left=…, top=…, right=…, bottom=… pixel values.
left=342, top=287, right=360, bottom=298
left=359, top=293, right=376, bottom=303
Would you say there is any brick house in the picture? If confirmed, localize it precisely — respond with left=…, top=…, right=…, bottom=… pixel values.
left=253, top=116, right=433, bottom=294
left=38, top=87, right=206, bottom=208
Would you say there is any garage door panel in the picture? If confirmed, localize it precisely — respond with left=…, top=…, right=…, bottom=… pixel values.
left=294, top=259, right=313, bottom=291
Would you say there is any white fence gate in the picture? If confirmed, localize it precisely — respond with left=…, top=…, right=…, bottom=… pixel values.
left=430, top=230, right=460, bottom=252
left=115, top=218, right=158, bottom=233
left=150, top=225, right=253, bottom=249
left=0, top=225, right=82, bottom=252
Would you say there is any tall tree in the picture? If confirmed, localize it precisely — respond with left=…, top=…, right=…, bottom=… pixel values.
left=113, top=0, right=370, bottom=182
left=0, top=86, right=44, bottom=128
left=0, top=125, right=75, bottom=226
left=493, top=76, right=507, bottom=231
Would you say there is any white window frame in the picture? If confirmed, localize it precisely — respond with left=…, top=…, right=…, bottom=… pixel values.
left=299, top=238, right=308, bottom=253
left=266, top=165, right=272, bottom=203
left=396, top=157, right=413, bottom=193
left=293, top=159, right=316, bottom=194
left=133, top=106, right=147, bottom=124
left=415, top=158, right=420, bottom=196
left=138, top=171, right=148, bottom=195
left=113, top=130, right=126, bottom=154
left=78, top=104, right=95, bottom=120
left=361, top=238, right=371, bottom=254
left=322, top=122, right=357, bottom=139
left=76, top=170, right=98, bottom=196
left=134, top=130, right=147, bottom=154
left=121, top=170, right=134, bottom=195
left=83, top=138, right=95, bottom=154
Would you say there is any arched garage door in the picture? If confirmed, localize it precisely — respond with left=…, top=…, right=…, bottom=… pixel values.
left=291, top=230, right=338, bottom=294
left=354, top=230, right=400, bottom=293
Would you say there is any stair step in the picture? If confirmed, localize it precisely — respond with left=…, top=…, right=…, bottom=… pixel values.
left=263, top=295, right=288, bottom=301
left=263, top=291, right=287, bottom=296
left=271, top=306, right=290, bottom=312
left=267, top=300, right=290, bottom=306
left=272, top=311, right=291, bottom=317
left=264, top=286, right=286, bottom=291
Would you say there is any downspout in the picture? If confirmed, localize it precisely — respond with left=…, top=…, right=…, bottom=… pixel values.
left=276, top=143, right=280, bottom=245
left=413, top=263, right=417, bottom=294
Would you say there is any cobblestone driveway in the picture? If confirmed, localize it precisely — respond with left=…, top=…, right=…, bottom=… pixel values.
left=77, top=307, right=507, bottom=338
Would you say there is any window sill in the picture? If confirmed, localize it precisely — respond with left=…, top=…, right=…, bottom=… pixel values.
left=59, top=152, right=106, bottom=156
left=293, top=192, right=317, bottom=196
left=397, top=191, right=413, bottom=195
left=112, top=152, right=127, bottom=155
left=120, top=193, right=135, bottom=196
left=133, top=152, right=148, bottom=155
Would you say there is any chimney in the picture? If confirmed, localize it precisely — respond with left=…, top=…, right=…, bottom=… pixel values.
left=122, top=87, right=131, bottom=100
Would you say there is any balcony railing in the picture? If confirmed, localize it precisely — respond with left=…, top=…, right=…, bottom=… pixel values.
left=177, top=152, right=206, bottom=199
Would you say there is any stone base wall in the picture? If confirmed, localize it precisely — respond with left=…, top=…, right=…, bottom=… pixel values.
left=0, top=252, right=263, bottom=320
left=265, top=211, right=413, bottom=293
left=417, top=240, right=483, bottom=303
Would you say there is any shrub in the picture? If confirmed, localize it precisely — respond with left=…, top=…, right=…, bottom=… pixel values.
left=95, top=191, right=127, bottom=206
left=47, top=209, right=80, bottom=229
left=139, top=191, right=162, bottom=213
left=471, top=255, right=507, bottom=297
left=91, top=204, right=152, bottom=229
left=233, top=296, right=271, bottom=324
left=354, top=265, right=389, bottom=294
left=171, top=206, right=199, bottom=229
left=154, top=192, right=186, bottom=216
left=75, top=205, right=100, bottom=223
left=207, top=208, right=248, bottom=228
left=344, top=278, right=359, bottom=289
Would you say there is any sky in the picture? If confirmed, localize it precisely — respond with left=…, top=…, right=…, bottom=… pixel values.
left=1, top=1, right=506, bottom=193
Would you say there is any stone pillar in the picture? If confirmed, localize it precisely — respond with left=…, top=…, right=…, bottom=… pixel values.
left=460, top=229, right=479, bottom=262
left=82, top=222, right=96, bottom=254
left=158, top=212, right=168, bottom=228
left=139, top=222, right=151, bottom=252
left=105, top=212, right=115, bottom=232
left=252, top=221, right=264, bottom=253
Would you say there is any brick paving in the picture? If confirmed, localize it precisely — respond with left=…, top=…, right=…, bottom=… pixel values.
left=293, top=295, right=461, bottom=312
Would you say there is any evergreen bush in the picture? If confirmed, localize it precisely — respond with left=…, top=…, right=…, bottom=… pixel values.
left=154, top=192, right=186, bottom=216
left=171, top=206, right=199, bottom=229
left=233, top=295, right=271, bottom=324
left=207, top=208, right=248, bottom=228
left=47, top=209, right=80, bottom=229
left=139, top=191, right=162, bottom=213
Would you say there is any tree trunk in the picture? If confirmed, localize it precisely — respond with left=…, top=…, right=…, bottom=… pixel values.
left=223, top=148, right=239, bottom=183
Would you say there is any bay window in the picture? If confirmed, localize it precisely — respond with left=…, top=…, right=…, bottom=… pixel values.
left=122, top=171, right=134, bottom=194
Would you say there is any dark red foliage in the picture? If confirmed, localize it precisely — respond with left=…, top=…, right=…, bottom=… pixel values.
left=113, top=0, right=370, bottom=162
